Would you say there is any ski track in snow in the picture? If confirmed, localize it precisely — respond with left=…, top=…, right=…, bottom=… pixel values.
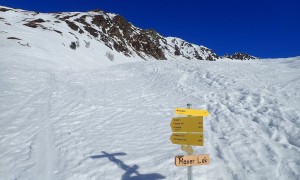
left=0, top=59, right=300, bottom=180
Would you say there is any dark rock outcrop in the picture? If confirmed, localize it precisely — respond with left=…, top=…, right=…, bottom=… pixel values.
left=23, top=18, right=45, bottom=28
left=223, top=52, right=259, bottom=60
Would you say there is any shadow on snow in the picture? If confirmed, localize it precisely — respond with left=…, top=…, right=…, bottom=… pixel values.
left=90, top=151, right=166, bottom=180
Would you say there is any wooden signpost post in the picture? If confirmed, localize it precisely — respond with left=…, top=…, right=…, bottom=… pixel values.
left=170, top=104, right=210, bottom=180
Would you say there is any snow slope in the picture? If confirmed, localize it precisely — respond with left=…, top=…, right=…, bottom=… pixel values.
left=0, top=5, right=145, bottom=71
left=1, top=45, right=300, bottom=180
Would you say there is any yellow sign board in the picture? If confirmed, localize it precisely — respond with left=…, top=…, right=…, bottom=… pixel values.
left=170, top=133, right=203, bottom=146
left=170, top=116, right=203, bottom=132
left=175, top=108, right=209, bottom=116
left=175, top=154, right=210, bottom=166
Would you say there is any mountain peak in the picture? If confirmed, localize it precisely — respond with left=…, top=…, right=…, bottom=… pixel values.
left=0, top=6, right=258, bottom=62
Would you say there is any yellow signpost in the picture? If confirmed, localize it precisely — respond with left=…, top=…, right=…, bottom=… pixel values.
left=171, top=105, right=210, bottom=180
left=170, top=116, right=203, bottom=133
left=170, top=133, right=203, bottom=146
left=175, top=108, right=209, bottom=116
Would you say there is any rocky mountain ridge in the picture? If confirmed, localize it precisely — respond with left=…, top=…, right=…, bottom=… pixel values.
left=223, top=52, right=259, bottom=60
left=0, top=6, right=258, bottom=61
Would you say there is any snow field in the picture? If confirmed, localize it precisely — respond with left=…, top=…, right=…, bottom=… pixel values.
left=1, top=56, right=300, bottom=179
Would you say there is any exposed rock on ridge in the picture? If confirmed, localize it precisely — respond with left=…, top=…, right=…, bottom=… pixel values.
left=0, top=6, right=259, bottom=61
left=223, top=52, right=259, bottom=60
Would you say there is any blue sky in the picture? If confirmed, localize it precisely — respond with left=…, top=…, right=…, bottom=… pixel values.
left=1, top=0, right=299, bottom=58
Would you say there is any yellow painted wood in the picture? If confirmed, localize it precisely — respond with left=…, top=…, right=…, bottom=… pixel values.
left=170, top=116, right=203, bottom=132
left=175, top=108, right=210, bottom=116
left=170, top=133, right=203, bottom=146
left=181, top=145, right=194, bottom=154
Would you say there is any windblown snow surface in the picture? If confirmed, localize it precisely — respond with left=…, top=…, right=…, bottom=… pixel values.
left=1, top=49, right=300, bottom=180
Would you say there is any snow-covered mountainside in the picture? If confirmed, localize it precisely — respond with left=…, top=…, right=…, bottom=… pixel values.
left=0, top=6, right=257, bottom=62
left=1, top=5, right=300, bottom=180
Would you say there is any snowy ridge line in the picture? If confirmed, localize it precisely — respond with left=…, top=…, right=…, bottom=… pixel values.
left=0, top=5, right=260, bottom=65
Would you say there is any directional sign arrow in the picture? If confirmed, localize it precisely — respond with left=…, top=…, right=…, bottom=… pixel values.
left=170, top=133, right=204, bottom=146
left=175, top=108, right=209, bottom=116
left=170, top=116, right=203, bottom=133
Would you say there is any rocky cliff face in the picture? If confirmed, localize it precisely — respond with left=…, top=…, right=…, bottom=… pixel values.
left=0, top=6, right=258, bottom=61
